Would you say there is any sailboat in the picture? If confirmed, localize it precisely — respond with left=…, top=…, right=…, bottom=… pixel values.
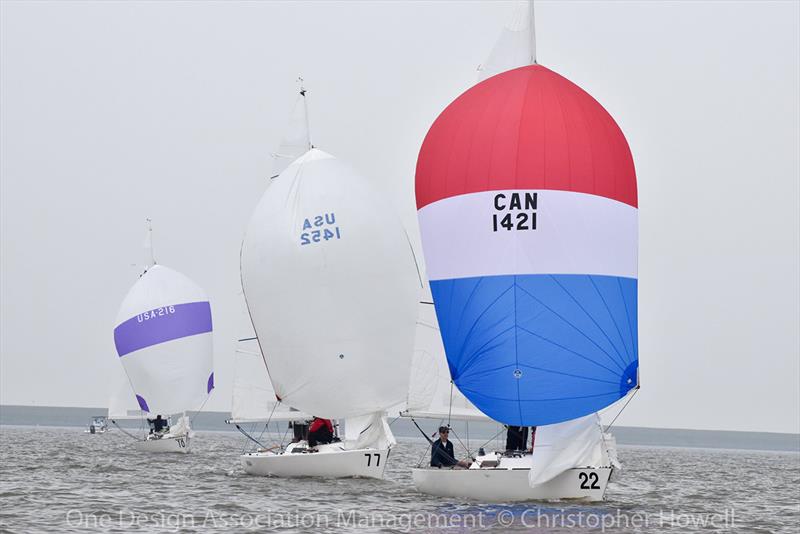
left=238, top=83, right=420, bottom=478
left=409, top=2, right=638, bottom=501
left=111, top=222, right=215, bottom=453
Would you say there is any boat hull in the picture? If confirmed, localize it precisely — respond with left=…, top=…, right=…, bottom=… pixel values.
left=242, top=446, right=389, bottom=479
left=134, top=434, right=191, bottom=454
left=411, top=466, right=612, bottom=502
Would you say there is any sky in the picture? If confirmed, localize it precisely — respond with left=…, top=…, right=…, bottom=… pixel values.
left=1, top=1, right=798, bottom=434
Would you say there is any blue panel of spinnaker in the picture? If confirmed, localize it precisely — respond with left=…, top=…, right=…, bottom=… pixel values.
left=430, top=274, right=638, bottom=426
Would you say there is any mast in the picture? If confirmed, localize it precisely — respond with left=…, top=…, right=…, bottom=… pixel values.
left=298, top=76, right=313, bottom=150
left=529, top=0, right=537, bottom=65
left=142, top=218, right=155, bottom=273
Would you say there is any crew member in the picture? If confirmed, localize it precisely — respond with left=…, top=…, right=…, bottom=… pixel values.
left=307, top=417, right=333, bottom=448
left=430, top=426, right=470, bottom=468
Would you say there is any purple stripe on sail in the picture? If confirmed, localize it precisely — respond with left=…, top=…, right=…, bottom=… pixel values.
left=207, top=372, right=215, bottom=393
left=136, top=395, right=150, bottom=413
left=114, top=301, right=212, bottom=357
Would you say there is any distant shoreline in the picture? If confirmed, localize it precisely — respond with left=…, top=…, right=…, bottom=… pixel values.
left=2, top=405, right=798, bottom=453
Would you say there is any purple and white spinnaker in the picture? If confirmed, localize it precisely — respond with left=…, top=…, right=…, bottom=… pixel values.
left=113, top=264, right=214, bottom=416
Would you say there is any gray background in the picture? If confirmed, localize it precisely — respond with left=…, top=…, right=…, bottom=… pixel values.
left=2, top=1, right=798, bottom=433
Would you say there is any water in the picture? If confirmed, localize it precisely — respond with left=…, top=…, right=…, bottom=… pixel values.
left=1, top=426, right=798, bottom=532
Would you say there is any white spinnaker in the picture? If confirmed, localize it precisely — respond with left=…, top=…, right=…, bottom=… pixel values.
left=404, top=293, right=489, bottom=422
left=270, top=89, right=312, bottom=178
left=113, top=265, right=214, bottom=416
left=241, top=148, right=419, bottom=419
left=477, top=1, right=535, bottom=82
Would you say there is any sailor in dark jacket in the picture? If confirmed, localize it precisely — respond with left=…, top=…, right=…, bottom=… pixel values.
left=430, top=426, right=470, bottom=468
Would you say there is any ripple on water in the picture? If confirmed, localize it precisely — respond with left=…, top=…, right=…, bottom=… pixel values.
left=0, top=427, right=798, bottom=533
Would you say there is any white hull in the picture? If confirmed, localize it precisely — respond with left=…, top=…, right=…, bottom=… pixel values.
left=412, top=466, right=612, bottom=502
left=134, top=434, right=191, bottom=454
left=242, top=443, right=389, bottom=479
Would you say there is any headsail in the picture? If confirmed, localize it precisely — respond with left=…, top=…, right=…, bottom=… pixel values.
left=415, top=65, right=638, bottom=427
left=241, top=149, right=419, bottom=419
left=113, top=264, right=214, bottom=416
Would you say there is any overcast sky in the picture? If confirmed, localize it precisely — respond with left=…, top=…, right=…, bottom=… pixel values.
left=1, top=1, right=798, bottom=434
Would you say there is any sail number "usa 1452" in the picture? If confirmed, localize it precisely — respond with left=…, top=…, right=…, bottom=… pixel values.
left=300, top=212, right=341, bottom=245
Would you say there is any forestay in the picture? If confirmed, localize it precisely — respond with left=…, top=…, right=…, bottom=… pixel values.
left=415, top=64, right=639, bottom=427
left=240, top=149, right=419, bottom=419
left=113, top=265, right=214, bottom=416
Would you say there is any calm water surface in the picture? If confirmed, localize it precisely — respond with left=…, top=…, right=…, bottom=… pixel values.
left=1, top=426, right=798, bottom=532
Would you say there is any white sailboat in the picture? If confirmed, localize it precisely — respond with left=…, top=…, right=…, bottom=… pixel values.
left=111, top=222, right=215, bottom=453
left=238, top=84, right=419, bottom=478
left=409, top=1, right=638, bottom=501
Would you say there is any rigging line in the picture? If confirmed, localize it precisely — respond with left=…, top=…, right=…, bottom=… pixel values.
left=447, top=381, right=454, bottom=427
left=529, top=0, right=537, bottom=65
left=188, top=394, right=210, bottom=428
left=447, top=426, right=473, bottom=460
left=255, top=401, right=280, bottom=446
left=234, top=424, right=268, bottom=449
left=603, top=386, right=640, bottom=433
left=474, top=426, right=507, bottom=453
left=110, top=419, right=144, bottom=442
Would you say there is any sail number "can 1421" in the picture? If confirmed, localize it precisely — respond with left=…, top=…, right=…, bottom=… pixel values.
left=492, top=192, right=538, bottom=232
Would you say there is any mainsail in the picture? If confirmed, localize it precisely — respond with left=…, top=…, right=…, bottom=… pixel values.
left=107, top=368, right=145, bottom=420
left=477, top=0, right=536, bottom=81
left=270, top=83, right=312, bottom=178
left=113, top=264, right=215, bottom=416
left=240, top=149, right=419, bottom=419
left=415, top=64, right=638, bottom=427
left=404, top=293, right=488, bottom=422
left=230, top=339, right=312, bottom=423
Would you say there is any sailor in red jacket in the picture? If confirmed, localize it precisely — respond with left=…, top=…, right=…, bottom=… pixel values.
left=307, top=417, right=333, bottom=449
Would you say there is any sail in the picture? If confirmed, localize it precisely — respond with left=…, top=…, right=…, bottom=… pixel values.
left=113, top=264, right=214, bottom=416
left=240, top=148, right=419, bottom=419
left=271, top=89, right=312, bottom=178
left=477, top=1, right=535, bottom=82
left=404, top=296, right=488, bottom=422
left=108, top=370, right=145, bottom=419
left=527, top=414, right=610, bottom=486
left=415, top=64, right=638, bottom=427
left=230, top=338, right=311, bottom=423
